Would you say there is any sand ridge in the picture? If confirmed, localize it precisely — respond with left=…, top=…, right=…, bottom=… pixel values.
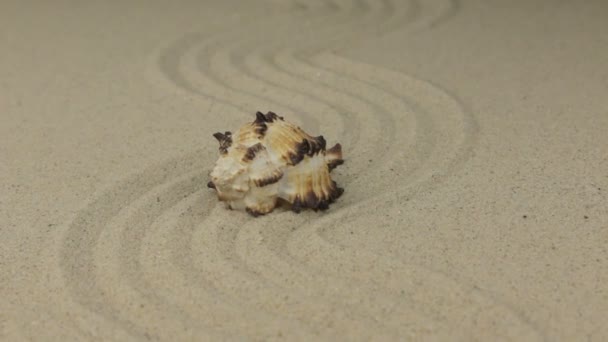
left=3, top=0, right=607, bottom=340
left=56, top=0, right=541, bottom=340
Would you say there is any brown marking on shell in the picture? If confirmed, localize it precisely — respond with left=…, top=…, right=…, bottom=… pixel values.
left=242, top=143, right=265, bottom=162
left=254, top=111, right=267, bottom=123
left=252, top=169, right=284, bottom=187
left=327, top=160, right=344, bottom=171
left=253, top=112, right=269, bottom=137
left=308, top=135, right=326, bottom=155
left=254, top=123, right=268, bottom=137
left=251, top=111, right=285, bottom=139
left=292, top=180, right=343, bottom=213
left=287, top=151, right=304, bottom=166
left=246, top=207, right=262, bottom=217
left=286, top=135, right=327, bottom=166
left=213, top=131, right=232, bottom=154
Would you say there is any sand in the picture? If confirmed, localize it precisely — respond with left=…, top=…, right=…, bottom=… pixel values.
left=2, top=0, right=607, bottom=340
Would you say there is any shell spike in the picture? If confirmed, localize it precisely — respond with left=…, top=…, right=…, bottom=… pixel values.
left=213, top=131, right=232, bottom=154
left=253, top=111, right=283, bottom=123
left=327, top=142, right=342, bottom=156
left=266, top=111, right=284, bottom=121
left=326, top=143, right=344, bottom=171
left=254, top=111, right=267, bottom=123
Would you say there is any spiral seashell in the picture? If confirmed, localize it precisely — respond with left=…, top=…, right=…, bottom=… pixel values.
left=208, top=111, right=344, bottom=216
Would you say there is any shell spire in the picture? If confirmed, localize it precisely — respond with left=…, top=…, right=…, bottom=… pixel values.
left=208, top=111, right=344, bottom=216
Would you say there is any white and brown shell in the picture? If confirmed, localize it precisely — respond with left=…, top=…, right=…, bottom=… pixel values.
left=207, top=111, right=344, bottom=216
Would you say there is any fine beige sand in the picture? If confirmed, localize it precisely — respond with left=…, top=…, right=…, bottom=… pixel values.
left=2, top=0, right=607, bottom=340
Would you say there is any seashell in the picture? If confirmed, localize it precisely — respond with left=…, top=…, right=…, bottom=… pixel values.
left=208, top=111, right=344, bottom=216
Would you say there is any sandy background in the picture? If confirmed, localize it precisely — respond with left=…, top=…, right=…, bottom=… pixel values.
left=2, top=0, right=607, bottom=340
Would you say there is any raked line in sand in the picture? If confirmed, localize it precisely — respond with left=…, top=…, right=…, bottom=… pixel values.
left=58, top=0, right=544, bottom=340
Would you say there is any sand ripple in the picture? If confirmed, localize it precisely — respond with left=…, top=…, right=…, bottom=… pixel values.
left=60, top=0, right=544, bottom=340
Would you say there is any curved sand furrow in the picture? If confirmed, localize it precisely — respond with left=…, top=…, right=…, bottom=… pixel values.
left=202, top=37, right=334, bottom=138
left=180, top=1, right=430, bottom=336
left=57, top=0, right=539, bottom=340
left=282, top=55, right=472, bottom=262
left=248, top=1, right=452, bottom=180
left=192, top=52, right=413, bottom=340
left=179, top=33, right=308, bottom=127
left=136, top=194, right=235, bottom=338
left=138, top=192, right=314, bottom=340
left=213, top=0, right=399, bottom=151
left=272, top=49, right=421, bottom=191
left=155, top=32, right=252, bottom=115
left=164, top=209, right=325, bottom=340
left=242, top=0, right=435, bottom=274
left=200, top=0, right=476, bottom=336
left=232, top=0, right=416, bottom=191
left=5, top=0, right=606, bottom=340
left=287, top=224, right=543, bottom=340
left=312, top=52, right=476, bottom=199
left=241, top=3, right=412, bottom=162
left=250, top=36, right=512, bottom=342
left=287, top=0, right=342, bottom=13
left=190, top=0, right=381, bottom=134
left=234, top=214, right=452, bottom=338
left=242, top=46, right=367, bottom=169
left=60, top=152, right=322, bottom=339
left=209, top=0, right=485, bottom=337
left=205, top=0, right=417, bottom=325
left=184, top=208, right=398, bottom=340
left=60, top=151, right=211, bottom=339
left=91, top=171, right=221, bottom=340
left=153, top=28, right=321, bottom=132
left=242, top=0, right=534, bottom=337
left=62, top=153, right=313, bottom=339
left=150, top=9, right=382, bottom=336
left=277, top=56, right=540, bottom=337
left=395, top=0, right=457, bottom=33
